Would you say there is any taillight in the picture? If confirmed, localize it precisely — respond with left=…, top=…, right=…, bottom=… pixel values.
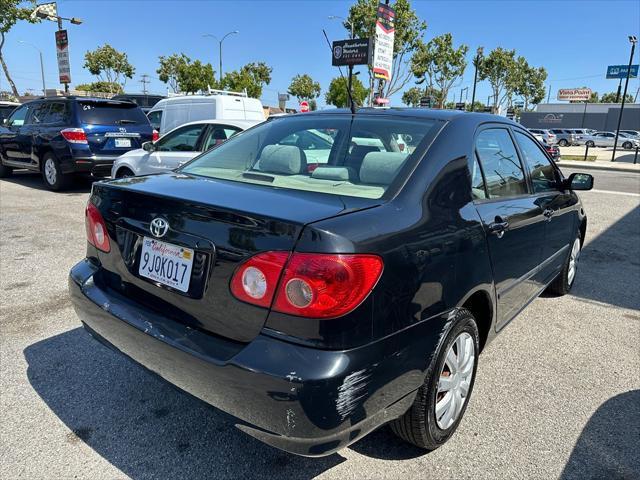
left=85, top=202, right=110, bottom=253
left=61, top=128, right=87, bottom=144
left=230, top=252, right=384, bottom=319
left=152, top=129, right=159, bottom=142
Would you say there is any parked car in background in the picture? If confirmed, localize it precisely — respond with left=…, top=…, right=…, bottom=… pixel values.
left=148, top=91, right=264, bottom=134
left=70, top=108, right=593, bottom=457
left=578, top=131, right=640, bottom=149
left=566, top=128, right=595, bottom=137
left=619, top=130, right=640, bottom=140
left=111, top=94, right=165, bottom=114
left=0, top=101, right=20, bottom=123
left=549, top=129, right=578, bottom=147
left=111, top=119, right=260, bottom=178
left=543, top=143, right=560, bottom=160
left=0, top=97, right=153, bottom=190
left=528, top=128, right=557, bottom=145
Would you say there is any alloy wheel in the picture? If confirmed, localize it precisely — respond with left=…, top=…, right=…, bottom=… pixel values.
left=568, top=237, right=581, bottom=285
left=44, top=158, right=57, bottom=185
left=435, top=332, right=476, bottom=430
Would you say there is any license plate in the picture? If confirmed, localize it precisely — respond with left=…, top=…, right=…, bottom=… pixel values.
left=139, top=237, right=194, bottom=292
left=115, top=138, right=131, bottom=148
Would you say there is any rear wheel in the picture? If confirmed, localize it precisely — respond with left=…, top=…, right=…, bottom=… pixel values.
left=547, top=234, right=581, bottom=295
left=115, top=167, right=134, bottom=178
left=622, top=141, right=632, bottom=150
left=558, top=139, right=569, bottom=147
left=41, top=152, right=72, bottom=191
left=390, top=309, right=479, bottom=450
left=585, top=140, right=595, bottom=147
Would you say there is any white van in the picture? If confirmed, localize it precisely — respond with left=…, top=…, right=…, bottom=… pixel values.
left=148, top=91, right=264, bottom=134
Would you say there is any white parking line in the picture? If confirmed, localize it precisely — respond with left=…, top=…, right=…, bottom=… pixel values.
left=589, top=189, right=640, bottom=197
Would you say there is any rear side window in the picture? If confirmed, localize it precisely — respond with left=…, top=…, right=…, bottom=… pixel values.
left=470, top=155, right=487, bottom=200
left=147, top=110, right=162, bottom=130
left=77, top=101, right=149, bottom=125
left=475, top=128, right=528, bottom=198
left=202, top=125, right=243, bottom=151
left=514, top=131, right=558, bottom=193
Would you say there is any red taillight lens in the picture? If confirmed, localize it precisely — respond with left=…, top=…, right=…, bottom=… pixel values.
left=61, top=128, right=87, bottom=144
left=85, top=202, right=110, bottom=253
left=152, top=129, right=159, bottom=142
left=231, top=252, right=383, bottom=318
left=230, top=252, right=289, bottom=308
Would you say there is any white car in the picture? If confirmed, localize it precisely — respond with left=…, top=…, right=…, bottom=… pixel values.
left=578, top=131, right=640, bottom=149
left=111, top=119, right=260, bottom=178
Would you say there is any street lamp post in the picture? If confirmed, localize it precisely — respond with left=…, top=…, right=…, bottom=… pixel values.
left=470, top=47, right=483, bottom=111
left=203, top=31, right=239, bottom=84
left=328, top=15, right=356, bottom=109
left=612, top=35, right=637, bottom=162
left=18, top=41, right=46, bottom=95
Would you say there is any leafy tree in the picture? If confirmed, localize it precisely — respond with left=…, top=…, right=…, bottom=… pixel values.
left=508, top=56, right=547, bottom=111
left=157, top=53, right=190, bottom=93
left=325, top=75, right=368, bottom=108
left=288, top=74, right=321, bottom=104
left=401, top=86, right=423, bottom=107
left=410, top=33, right=468, bottom=109
left=466, top=100, right=486, bottom=112
left=83, top=44, right=135, bottom=93
left=346, top=0, right=427, bottom=101
left=477, top=47, right=517, bottom=112
left=1, top=0, right=38, bottom=97
left=220, top=62, right=272, bottom=98
left=177, top=60, right=216, bottom=94
left=75, top=81, right=123, bottom=94
left=600, top=91, right=634, bottom=103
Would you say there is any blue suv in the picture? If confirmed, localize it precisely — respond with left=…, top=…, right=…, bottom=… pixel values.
left=0, top=97, right=154, bottom=190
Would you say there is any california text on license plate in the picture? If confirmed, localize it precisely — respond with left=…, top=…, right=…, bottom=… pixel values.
left=139, top=237, right=194, bottom=292
left=115, top=138, right=131, bottom=148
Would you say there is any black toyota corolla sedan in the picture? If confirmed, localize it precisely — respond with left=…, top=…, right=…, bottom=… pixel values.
left=69, top=108, right=593, bottom=456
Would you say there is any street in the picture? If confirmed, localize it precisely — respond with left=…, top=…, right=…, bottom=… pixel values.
left=1, top=171, right=638, bottom=480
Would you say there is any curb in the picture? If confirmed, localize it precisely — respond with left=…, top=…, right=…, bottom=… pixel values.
left=557, top=160, right=640, bottom=174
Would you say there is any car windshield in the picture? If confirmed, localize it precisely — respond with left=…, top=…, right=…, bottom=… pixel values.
left=180, top=114, right=441, bottom=200
left=78, top=101, right=149, bottom=125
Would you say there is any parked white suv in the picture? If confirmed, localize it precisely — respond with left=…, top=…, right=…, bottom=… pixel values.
left=111, top=119, right=261, bottom=178
left=147, top=91, right=264, bottom=134
left=528, top=129, right=558, bottom=145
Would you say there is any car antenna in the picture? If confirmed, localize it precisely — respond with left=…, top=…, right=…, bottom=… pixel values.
left=322, top=29, right=356, bottom=115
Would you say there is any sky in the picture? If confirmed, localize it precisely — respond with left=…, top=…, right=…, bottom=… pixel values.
left=2, top=0, right=640, bottom=108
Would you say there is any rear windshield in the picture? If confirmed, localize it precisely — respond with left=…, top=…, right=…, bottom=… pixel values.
left=77, top=101, right=150, bottom=125
left=180, top=114, right=441, bottom=200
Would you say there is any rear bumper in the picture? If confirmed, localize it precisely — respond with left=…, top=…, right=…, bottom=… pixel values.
left=68, top=259, right=445, bottom=456
left=67, top=155, right=121, bottom=177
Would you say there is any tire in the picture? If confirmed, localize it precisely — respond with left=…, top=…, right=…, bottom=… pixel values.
left=622, top=141, right=632, bottom=150
left=390, top=308, right=479, bottom=450
left=546, top=233, right=581, bottom=296
left=585, top=141, right=595, bottom=148
left=558, top=139, right=569, bottom=147
left=41, top=152, right=72, bottom=191
left=115, top=167, right=134, bottom=178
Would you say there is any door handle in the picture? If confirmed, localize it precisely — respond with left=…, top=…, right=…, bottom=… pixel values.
left=488, top=217, right=509, bottom=238
left=543, top=208, right=555, bottom=220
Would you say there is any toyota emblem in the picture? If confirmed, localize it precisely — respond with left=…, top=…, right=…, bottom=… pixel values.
left=150, top=217, right=169, bottom=238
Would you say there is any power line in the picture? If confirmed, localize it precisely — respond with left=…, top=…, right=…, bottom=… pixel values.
left=139, top=74, right=150, bottom=94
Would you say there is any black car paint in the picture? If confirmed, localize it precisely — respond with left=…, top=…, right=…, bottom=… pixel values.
left=69, top=109, right=587, bottom=456
left=0, top=97, right=152, bottom=178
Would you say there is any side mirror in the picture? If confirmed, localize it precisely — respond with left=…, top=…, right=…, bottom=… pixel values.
left=565, top=172, right=594, bottom=191
left=142, top=141, right=155, bottom=152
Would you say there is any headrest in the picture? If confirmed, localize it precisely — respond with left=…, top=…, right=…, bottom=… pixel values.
left=257, top=144, right=307, bottom=175
left=311, top=166, right=355, bottom=182
left=359, top=152, right=408, bottom=185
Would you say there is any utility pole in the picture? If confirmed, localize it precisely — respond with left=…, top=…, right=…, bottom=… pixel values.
left=546, top=84, right=552, bottom=103
left=471, top=46, right=483, bottom=111
left=18, top=41, right=46, bottom=95
left=615, top=77, right=623, bottom=103
left=612, top=35, right=637, bottom=162
left=139, top=74, right=150, bottom=95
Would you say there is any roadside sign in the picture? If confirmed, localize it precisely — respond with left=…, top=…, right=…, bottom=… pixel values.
left=557, top=88, right=592, bottom=101
left=506, top=108, right=515, bottom=119
left=372, top=2, right=395, bottom=81
left=419, top=96, right=433, bottom=108
left=375, top=97, right=390, bottom=105
left=483, top=106, right=493, bottom=113
left=514, top=100, right=524, bottom=108
left=455, top=102, right=465, bottom=111
left=606, top=64, right=639, bottom=79
left=331, top=39, right=371, bottom=66
left=300, top=101, right=310, bottom=113
left=55, top=29, right=71, bottom=84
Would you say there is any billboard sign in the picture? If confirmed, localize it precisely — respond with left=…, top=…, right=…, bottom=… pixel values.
left=331, top=39, right=371, bottom=66
left=606, top=64, right=639, bottom=79
left=55, top=29, right=71, bottom=84
left=372, top=2, right=395, bottom=81
left=557, top=88, right=592, bottom=101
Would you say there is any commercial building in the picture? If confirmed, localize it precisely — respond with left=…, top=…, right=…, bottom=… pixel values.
left=519, top=103, right=639, bottom=130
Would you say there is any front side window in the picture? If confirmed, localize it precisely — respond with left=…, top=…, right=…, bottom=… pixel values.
left=156, top=124, right=205, bottom=152
left=29, top=103, right=49, bottom=124
left=514, top=131, right=558, bottom=193
left=6, top=105, right=30, bottom=127
left=475, top=128, right=528, bottom=198
left=180, top=115, right=440, bottom=200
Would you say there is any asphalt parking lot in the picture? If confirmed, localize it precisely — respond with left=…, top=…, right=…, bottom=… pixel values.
left=1, top=171, right=639, bottom=480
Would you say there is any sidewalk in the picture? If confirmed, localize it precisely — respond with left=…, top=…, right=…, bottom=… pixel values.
left=558, top=146, right=640, bottom=173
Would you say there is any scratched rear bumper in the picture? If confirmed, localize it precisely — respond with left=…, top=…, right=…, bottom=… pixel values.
left=69, top=259, right=447, bottom=456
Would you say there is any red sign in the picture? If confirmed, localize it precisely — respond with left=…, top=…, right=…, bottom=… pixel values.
left=300, top=101, right=310, bottom=113
left=375, top=97, right=390, bottom=105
